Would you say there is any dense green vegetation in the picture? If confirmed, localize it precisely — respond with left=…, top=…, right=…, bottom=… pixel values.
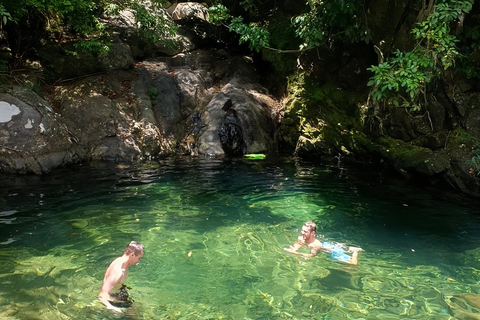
left=2, top=1, right=478, bottom=91
left=208, top=0, right=369, bottom=51
left=368, top=0, right=476, bottom=112
left=0, top=0, right=174, bottom=36
left=205, top=1, right=480, bottom=124
left=1, top=1, right=479, bottom=136
left=0, top=0, right=176, bottom=70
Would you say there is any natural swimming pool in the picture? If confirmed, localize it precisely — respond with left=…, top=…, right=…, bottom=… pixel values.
left=1, top=157, right=480, bottom=319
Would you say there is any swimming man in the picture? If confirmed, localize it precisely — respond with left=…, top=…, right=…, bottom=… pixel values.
left=99, top=241, right=144, bottom=312
left=284, top=221, right=362, bottom=265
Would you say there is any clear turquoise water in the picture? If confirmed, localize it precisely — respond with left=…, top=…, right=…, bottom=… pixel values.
left=1, top=157, right=480, bottom=319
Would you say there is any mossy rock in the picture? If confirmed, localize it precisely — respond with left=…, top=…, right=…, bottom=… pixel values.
left=281, top=74, right=370, bottom=158
left=373, top=132, right=470, bottom=176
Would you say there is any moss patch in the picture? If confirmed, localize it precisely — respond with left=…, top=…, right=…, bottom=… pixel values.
left=370, top=127, right=478, bottom=175
left=281, top=72, right=369, bottom=156
left=445, top=127, right=477, bottom=150
left=375, top=136, right=433, bottom=167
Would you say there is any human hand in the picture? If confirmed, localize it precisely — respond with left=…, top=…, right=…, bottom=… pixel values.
left=108, top=305, right=122, bottom=313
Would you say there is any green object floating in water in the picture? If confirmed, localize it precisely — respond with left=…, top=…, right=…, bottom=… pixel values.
left=70, top=219, right=89, bottom=229
left=244, top=154, right=266, bottom=160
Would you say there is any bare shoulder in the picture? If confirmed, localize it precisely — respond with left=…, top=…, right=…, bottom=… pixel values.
left=309, top=239, right=322, bottom=249
left=106, top=257, right=120, bottom=271
left=105, top=257, right=124, bottom=278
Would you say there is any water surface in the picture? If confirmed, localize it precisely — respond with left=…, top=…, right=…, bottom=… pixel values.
left=1, top=157, right=480, bottom=319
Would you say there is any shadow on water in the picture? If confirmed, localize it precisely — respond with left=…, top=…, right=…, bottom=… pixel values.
left=1, top=157, right=480, bottom=319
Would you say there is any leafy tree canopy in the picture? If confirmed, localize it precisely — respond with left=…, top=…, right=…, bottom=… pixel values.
left=209, top=0, right=369, bottom=52
left=209, top=0, right=479, bottom=109
left=1, top=0, right=479, bottom=107
left=0, top=0, right=176, bottom=60
left=368, top=0, right=476, bottom=111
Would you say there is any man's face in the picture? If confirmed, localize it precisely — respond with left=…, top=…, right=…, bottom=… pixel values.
left=301, top=225, right=313, bottom=240
left=130, top=250, right=144, bottom=266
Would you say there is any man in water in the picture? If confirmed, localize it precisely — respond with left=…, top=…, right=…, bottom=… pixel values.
left=99, top=241, right=144, bottom=312
left=284, top=221, right=362, bottom=265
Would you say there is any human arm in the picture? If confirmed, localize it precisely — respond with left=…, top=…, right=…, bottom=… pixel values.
left=98, top=264, right=124, bottom=313
left=283, top=248, right=316, bottom=258
left=284, top=237, right=319, bottom=259
left=284, top=246, right=320, bottom=259
left=99, top=291, right=122, bottom=313
left=283, top=236, right=303, bottom=253
left=284, top=237, right=321, bottom=259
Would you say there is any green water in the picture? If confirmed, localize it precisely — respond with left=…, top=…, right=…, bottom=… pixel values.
left=1, top=157, right=480, bottom=319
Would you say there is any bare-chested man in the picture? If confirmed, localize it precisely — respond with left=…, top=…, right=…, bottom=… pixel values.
left=284, top=222, right=362, bottom=265
left=99, top=241, right=144, bottom=312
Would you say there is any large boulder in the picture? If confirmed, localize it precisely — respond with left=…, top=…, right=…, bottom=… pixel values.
left=171, top=2, right=210, bottom=21
left=51, top=69, right=167, bottom=161
left=0, top=86, right=85, bottom=174
left=106, top=7, right=196, bottom=58
left=198, top=74, right=277, bottom=157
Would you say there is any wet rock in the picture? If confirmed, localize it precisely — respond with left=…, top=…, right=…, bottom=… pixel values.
left=197, top=69, right=277, bottom=156
left=219, top=110, right=247, bottom=156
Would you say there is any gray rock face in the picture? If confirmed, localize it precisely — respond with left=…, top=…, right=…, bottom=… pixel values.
left=0, top=1, right=280, bottom=174
left=197, top=72, right=277, bottom=157
left=0, top=87, right=84, bottom=174
left=0, top=52, right=278, bottom=173
left=171, top=2, right=210, bottom=21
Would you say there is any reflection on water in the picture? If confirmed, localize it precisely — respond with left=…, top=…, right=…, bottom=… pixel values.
left=1, top=157, right=480, bottom=319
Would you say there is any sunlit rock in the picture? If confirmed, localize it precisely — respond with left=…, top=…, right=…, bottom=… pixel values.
left=0, top=86, right=85, bottom=174
left=170, top=2, right=210, bottom=21
left=0, top=101, right=21, bottom=122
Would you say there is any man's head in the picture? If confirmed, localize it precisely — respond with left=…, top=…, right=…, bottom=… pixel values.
left=301, top=221, right=317, bottom=240
left=124, top=241, right=144, bottom=266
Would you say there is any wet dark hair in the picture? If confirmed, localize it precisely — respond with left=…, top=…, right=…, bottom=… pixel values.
left=124, top=241, right=144, bottom=256
left=303, top=221, right=317, bottom=233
